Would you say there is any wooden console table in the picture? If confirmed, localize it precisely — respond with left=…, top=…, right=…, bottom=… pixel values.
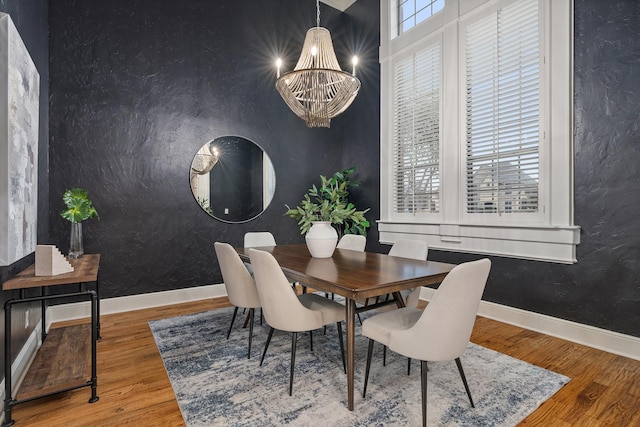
left=2, top=254, right=101, bottom=426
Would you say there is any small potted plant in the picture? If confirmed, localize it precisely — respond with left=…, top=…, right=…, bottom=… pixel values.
left=61, top=188, right=99, bottom=258
left=286, top=167, right=370, bottom=258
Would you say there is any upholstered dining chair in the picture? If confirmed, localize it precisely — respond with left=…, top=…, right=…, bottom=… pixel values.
left=214, top=242, right=262, bottom=359
left=336, top=234, right=367, bottom=251
left=328, top=234, right=367, bottom=302
left=372, top=239, right=429, bottom=372
left=388, top=239, right=429, bottom=308
left=244, top=231, right=304, bottom=293
left=243, top=231, right=277, bottom=248
left=248, top=248, right=347, bottom=396
left=361, top=258, right=491, bottom=427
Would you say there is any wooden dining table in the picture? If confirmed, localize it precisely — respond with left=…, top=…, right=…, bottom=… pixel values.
left=236, top=243, right=455, bottom=411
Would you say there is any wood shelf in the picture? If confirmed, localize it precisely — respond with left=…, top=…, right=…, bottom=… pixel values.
left=3, top=254, right=100, bottom=290
left=17, top=324, right=91, bottom=401
left=3, top=254, right=100, bottom=426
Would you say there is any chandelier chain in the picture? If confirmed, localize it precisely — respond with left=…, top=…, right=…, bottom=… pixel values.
left=316, top=0, right=320, bottom=27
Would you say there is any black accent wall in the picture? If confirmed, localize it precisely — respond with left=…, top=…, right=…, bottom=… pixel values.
left=47, top=0, right=349, bottom=298
left=47, top=0, right=640, bottom=339
left=426, top=0, right=640, bottom=338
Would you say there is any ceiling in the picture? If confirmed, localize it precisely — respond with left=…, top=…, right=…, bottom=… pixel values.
left=320, top=0, right=357, bottom=12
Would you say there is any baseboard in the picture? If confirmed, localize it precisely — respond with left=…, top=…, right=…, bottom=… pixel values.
left=419, top=287, right=640, bottom=361
left=46, top=283, right=640, bottom=362
left=48, top=283, right=227, bottom=325
left=0, top=320, right=43, bottom=425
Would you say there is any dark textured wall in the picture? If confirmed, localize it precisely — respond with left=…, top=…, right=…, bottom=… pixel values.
left=418, top=0, right=640, bottom=338
left=45, top=0, right=640, bottom=349
left=47, top=0, right=349, bottom=298
left=0, top=0, right=49, bottom=386
left=349, top=0, right=640, bottom=338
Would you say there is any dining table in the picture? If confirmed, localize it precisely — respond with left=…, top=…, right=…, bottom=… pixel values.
left=235, top=243, right=454, bottom=411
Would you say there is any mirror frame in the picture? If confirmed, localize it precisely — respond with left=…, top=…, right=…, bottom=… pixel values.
left=189, top=135, right=275, bottom=223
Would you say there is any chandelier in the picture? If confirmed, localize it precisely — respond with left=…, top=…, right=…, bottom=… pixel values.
left=275, top=0, right=361, bottom=128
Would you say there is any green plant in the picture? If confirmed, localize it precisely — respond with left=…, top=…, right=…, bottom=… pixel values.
left=286, top=167, right=370, bottom=236
left=60, top=188, right=99, bottom=223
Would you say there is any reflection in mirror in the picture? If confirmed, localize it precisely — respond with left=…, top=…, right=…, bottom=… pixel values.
left=190, top=136, right=276, bottom=223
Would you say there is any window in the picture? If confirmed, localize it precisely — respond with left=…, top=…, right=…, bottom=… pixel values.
left=399, top=0, right=445, bottom=34
left=464, top=0, right=540, bottom=217
left=380, top=0, right=579, bottom=263
left=393, top=43, right=441, bottom=215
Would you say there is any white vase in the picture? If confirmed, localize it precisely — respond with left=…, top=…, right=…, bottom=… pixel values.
left=305, top=221, right=338, bottom=258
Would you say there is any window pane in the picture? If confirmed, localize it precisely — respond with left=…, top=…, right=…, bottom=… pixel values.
left=399, top=0, right=444, bottom=35
left=465, top=0, right=540, bottom=214
left=393, top=43, right=441, bottom=214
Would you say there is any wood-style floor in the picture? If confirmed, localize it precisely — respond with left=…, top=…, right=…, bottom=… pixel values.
left=7, top=296, right=640, bottom=426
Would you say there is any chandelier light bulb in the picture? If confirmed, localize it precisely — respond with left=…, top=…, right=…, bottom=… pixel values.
left=352, top=56, right=358, bottom=76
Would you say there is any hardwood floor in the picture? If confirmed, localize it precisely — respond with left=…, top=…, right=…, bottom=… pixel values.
left=7, top=297, right=640, bottom=426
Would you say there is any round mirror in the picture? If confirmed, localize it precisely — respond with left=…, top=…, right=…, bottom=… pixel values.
left=190, top=136, right=276, bottom=223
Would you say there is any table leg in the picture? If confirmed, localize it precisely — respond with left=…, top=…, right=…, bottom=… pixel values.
left=345, top=298, right=356, bottom=411
left=392, top=291, right=406, bottom=308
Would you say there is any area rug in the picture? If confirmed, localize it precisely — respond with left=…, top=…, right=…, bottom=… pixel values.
left=149, top=307, right=569, bottom=426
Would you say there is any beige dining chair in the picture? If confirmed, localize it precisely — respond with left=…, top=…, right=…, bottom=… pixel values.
left=364, top=239, right=428, bottom=310
left=243, top=231, right=276, bottom=247
left=374, top=239, right=429, bottom=372
left=327, top=234, right=367, bottom=302
left=245, top=231, right=303, bottom=293
left=361, top=258, right=491, bottom=427
left=388, top=239, right=429, bottom=308
left=248, top=248, right=346, bottom=396
left=214, top=242, right=262, bottom=359
left=336, top=234, right=367, bottom=251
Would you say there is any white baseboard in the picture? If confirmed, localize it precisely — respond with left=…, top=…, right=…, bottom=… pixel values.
left=45, top=283, right=640, bottom=362
left=419, top=287, right=640, bottom=361
left=0, top=320, right=43, bottom=425
left=48, top=284, right=227, bottom=325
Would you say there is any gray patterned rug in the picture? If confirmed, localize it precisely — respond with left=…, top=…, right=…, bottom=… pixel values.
left=149, top=306, right=569, bottom=426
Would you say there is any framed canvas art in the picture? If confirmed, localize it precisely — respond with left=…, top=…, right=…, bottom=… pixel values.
left=0, top=13, right=40, bottom=266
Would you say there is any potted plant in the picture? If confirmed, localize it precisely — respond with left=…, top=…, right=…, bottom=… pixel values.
left=286, top=167, right=370, bottom=258
left=60, top=188, right=99, bottom=258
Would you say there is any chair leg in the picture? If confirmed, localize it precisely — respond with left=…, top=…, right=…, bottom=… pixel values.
left=408, top=357, right=411, bottom=375
left=363, top=339, right=374, bottom=398
left=247, top=308, right=254, bottom=359
left=421, top=360, right=428, bottom=427
left=289, top=332, right=298, bottom=396
left=260, top=327, right=275, bottom=366
left=337, top=322, right=346, bottom=374
left=455, top=357, right=475, bottom=407
left=357, top=312, right=363, bottom=325
left=383, top=345, right=387, bottom=366
left=309, top=330, right=313, bottom=351
left=242, top=310, right=251, bottom=328
left=227, top=307, right=238, bottom=339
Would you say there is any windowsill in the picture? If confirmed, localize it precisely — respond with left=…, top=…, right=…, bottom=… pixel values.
left=377, top=220, right=581, bottom=264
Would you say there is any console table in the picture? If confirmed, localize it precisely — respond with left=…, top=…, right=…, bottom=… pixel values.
left=2, top=254, right=101, bottom=426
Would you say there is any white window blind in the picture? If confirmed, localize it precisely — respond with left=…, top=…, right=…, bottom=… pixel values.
left=393, top=43, right=440, bottom=214
left=465, top=0, right=540, bottom=215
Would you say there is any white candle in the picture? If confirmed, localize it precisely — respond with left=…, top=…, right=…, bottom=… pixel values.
left=276, top=58, right=282, bottom=78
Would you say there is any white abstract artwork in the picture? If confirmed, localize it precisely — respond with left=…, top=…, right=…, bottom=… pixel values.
left=0, top=13, right=40, bottom=266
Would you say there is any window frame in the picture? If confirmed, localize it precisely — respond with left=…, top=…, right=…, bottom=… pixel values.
left=379, top=0, right=579, bottom=264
